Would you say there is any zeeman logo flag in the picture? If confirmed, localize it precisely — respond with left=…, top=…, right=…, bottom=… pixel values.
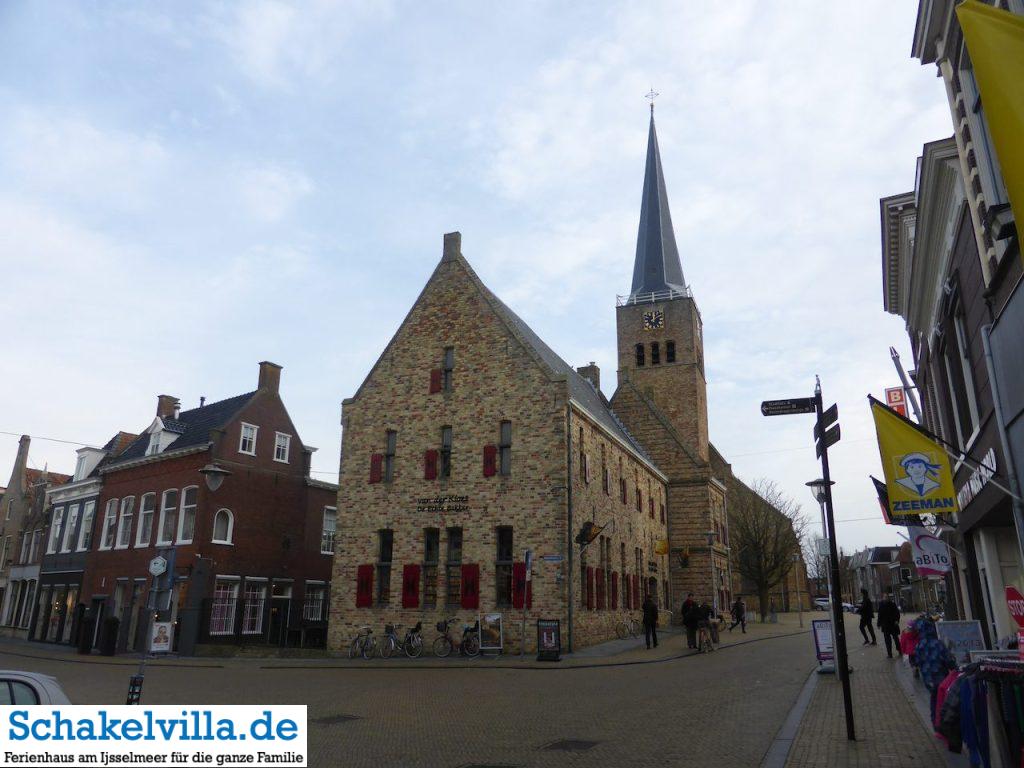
left=870, top=397, right=959, bottom=517
left=956, top=0, right=1024, bottom=230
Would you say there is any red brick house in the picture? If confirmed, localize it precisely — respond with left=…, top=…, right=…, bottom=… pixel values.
left=81, top=362, right=337, bottom=654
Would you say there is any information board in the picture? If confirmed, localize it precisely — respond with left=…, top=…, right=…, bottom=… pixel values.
left=936, top=620, right=986, bottom=664
left=536, top=619, right=561, bottom=662
left=812, top=619, right=834, bottom=663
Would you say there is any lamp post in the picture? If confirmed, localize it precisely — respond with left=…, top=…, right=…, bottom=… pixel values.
left=807, top=479, right=835, bottom=658
left=793, top=551, right=804, bottom=628
left=705, top=530, right=717, bottom=615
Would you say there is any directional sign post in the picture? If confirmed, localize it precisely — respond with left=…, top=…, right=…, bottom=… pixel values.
left=761, top=398, right=816, bottom=417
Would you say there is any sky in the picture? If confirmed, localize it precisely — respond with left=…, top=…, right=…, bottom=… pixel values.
left=0, top=1, right=954, bottom=554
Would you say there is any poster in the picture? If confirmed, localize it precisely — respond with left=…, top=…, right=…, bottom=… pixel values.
left=150, top=621, right=173, bottom=653
left=479, top=613, right=503, bottom=651
left=936, top=620, right=985, bottom=664
left=536, top=619, right=561, bottom=662
left=812, top=619, right=833, bottom=662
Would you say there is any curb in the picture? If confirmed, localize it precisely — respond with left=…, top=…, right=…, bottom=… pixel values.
left=759, top=666, right=819, bottom=768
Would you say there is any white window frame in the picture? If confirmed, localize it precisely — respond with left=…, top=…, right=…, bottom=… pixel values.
left=156, top=489, right=179, bottom=547
left=115, top=496, right=135, bottom=549
left=176, top=486, right=198, bottom=544
left=212, top=509, right=234, bottom=545
left=321, top=507, right=337, bottom=555
left=209, top=578, right=240, bottom=636
left=48, top=507, right=66, bottom=554
left=61, top=502, right=81, bottom=553
left=241, top=580, right=267, bottom=635
left=29, top=529, right=42, bottom=562
left=99, top=500, right=118, bottom=551
left=273, top=432, right=291, bottom=463
left=76, top=501, right=96, bottom=552
left=19, top=532, right=29, bottom=564
left=303, top=582, right=328, bottom=621
left=239, top=423, right=258, bottom=456
left=135, top=493, right=155, bottom=548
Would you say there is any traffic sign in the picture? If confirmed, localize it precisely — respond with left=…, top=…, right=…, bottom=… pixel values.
left=1006, top=586, right=1024, bottom=628
left=148, top=556, right=168, bottom=577
left=761, top=398, right=816, bottom=416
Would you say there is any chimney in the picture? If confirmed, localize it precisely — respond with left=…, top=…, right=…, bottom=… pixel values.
left=258, top=361, right=282, bottom=393
left=173, top=402, right=181, bottom=419
left=576, top=362, right=600, bottom=393
left=442, top=231, right=461, bottom=263
left=200, top=396, right=206, bottom=408
left=157, top=395, right=180, bottom=419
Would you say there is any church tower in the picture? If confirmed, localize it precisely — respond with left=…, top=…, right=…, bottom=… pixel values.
left=614, top=111, right=709, bottom=462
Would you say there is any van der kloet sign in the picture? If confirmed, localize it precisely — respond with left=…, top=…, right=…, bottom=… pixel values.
left=416, top=495, right=469, bottom=514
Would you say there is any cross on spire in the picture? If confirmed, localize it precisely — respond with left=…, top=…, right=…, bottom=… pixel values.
left=645, top=87, right=659, bottom=114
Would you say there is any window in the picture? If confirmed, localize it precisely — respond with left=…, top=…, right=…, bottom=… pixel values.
left=115, top=497, right=135, bottom=549
left=29, top=530, right=41, bottom=562
left=239, top=423, right=258, bottom=456
left=18, top=533, right=28, bottom=564
left=660, top=503, right=665, bottom=524
left=99, top=501, right=118, bottom=551
left=619, top=458, right=627, bottom=504
left=241, top=581, right=266, bottom=635
left=177, top=486, right=197, bottom=543
left=157, top=490, right=179, bottom=546
left=212, top=509, right=234, bottom=544
left=578, top=427, right=586, bottom=482
left=423, top=528, right=439, bottom=607
left=635, top=482, right=642, bottom=512
left=320, top=507, right=337, bottom=554
left=580, top=551, right=588, bottom=609
left=499, top=421, right=512, bottom=476
left=303, top=583, right=328, bottom=621
left=446, top=527, right=463, bottom=606
left=77, top=501, right=95, bottom=551
left=274, top=432, right=291, bottom=463
left=210, top=579, right=239, bottom=635
left=601, top=445, right=609, bottom=495
left=442, top=347, right=454, bottom=391
left=496, top=527, right=513, bottom=607
left=48, top=506, right=66, bottom=554
left=0, top=680, right=40, bottom=705
left=635, top=343, right=645, bottom=367
left=377, top=529, right=394, bottom=605
left=384, top=430, right=397, bottom=482
left=135, top=494, right=155, bottom=548
left=943, top=309, right=980, bottom=448
left=440, top=426, right=452, bottom=479
left=666, top=341, right=676, bottom=363
left=0, top=537, right=8, bottom=569
left=651, top=342, right=660, bottom=365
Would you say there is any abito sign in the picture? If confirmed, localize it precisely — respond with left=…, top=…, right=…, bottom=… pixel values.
left=1006, top=586, right=1024, bottom=629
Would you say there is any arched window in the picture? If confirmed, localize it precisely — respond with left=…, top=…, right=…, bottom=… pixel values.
left=212, top=509, right=234, bottom=545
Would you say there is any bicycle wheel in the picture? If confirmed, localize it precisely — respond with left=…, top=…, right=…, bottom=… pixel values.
left=433, top=636, right=453, bottom=658
left=361, top=636, right=377, bottom=660
left=631, top=620, right=641, bottom=638
left=615, top=622, right=628, bottom=640
left=348, top=636, right=362, bottom=659
left=406, top=635, right=424, bottom=658
left=463, top=634, right=480, bottom=657
left=380, top=636, right=396, bottom=659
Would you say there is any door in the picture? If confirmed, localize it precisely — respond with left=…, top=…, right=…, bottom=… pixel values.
left=269, top=583, right=292, bottom=646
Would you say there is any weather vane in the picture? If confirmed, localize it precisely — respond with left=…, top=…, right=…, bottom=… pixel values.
left=645, top=87, right=659, bottom=113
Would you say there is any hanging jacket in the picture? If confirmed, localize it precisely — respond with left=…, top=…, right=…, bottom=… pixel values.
left=900, top=626, right=920, bottom=658
left=962, top=676, right=991, bottom=768
left=911, top=619, right=956, bottom=689
left=937, top=674, right=964, bottom=754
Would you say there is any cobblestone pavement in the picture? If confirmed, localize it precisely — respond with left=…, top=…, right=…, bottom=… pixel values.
left=0, top=617, right=814, bottom=768
left=785, top=614, right=951, bottom=768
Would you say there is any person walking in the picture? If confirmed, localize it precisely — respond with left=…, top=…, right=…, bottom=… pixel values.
left=681, top=593, right=697, bottom=617
left=728, top=596, right=746, bottom=633
left=858, top=588, right=877, bottom=645
left=683, top=600, right=702, bottom=649
left=642, top=593, right=659, bottom=650
left=877, top=590, right=902, bottom=658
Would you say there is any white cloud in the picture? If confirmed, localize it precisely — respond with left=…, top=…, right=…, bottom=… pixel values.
left=239, top=164, right=314, bottom=223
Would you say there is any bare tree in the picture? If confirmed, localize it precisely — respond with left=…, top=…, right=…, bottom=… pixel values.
left=729, top=478, right=808, bottom=620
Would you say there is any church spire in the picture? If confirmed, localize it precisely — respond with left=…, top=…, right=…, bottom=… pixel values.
left=629, top=112, right=686, bottom=301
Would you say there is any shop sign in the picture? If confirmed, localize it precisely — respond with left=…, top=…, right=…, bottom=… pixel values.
left=536, top=619, right=561, bottom=662
left=885, top=387, right=908, bottom=417
left=654, top=539, right=669, bottom=555
left=479, top=613, right=503, bottom=652
left=956, top=447, right=997, bottom=510
left=1006, top=586, right=1024, bottom=628
left=936, top=620, right=986, bottom=665
left=907, top=525, right=952, bottom=577
left=416, top=495, right=469, bottom=514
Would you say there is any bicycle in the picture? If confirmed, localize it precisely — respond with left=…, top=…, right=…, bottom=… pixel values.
left=696, top=621, right=715, bottom=654
left=380, top=621, right=424, bottom=658
left=615, top=614, right=641, bottom=639
left=348, top=625, right=377, bottom=660
left=433, top=617, right=480, bottom=658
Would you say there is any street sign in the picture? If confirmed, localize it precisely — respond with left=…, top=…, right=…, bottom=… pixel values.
left=540, top=554, right=563, bottom=563
left=148, top=556, right=168, bottom=577
left=813, top=404, right=839, bottom=439
left=1006, top=586, right=1024, bottom=628
left=761, top=398, right=816, bottom=416
left=816, top=424, right=841, bottom=458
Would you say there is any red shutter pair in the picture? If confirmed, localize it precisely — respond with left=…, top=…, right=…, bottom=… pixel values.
left=461, top=564, right=480, bottom=609
left=586, top=567, right=595, bottom=611
left=483, top=445, right=497, bottom=477
left=402, top=564, right=420, bottom=608
left=369, top=453, right=383, bottom=483
left=355, top=564, right=374, bottom=608
left=429, top=369, right=442, bottom=394
left=611, top=571, right=619, bottom=611
left=512, top=562, right=532, bottom=609
left=424, top=449, right=438, bottom=480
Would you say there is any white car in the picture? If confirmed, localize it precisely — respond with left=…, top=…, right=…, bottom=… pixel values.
left=0, top=671, right=72, bottom=705
left=813, top=597, right=831, bottom=611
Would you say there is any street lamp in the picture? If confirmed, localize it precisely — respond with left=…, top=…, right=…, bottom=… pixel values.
left=199, top=464, right=232, bottom=492
left=793, top=551, right=804, bottom=628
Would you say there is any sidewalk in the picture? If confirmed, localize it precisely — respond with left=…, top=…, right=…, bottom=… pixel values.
left=783, top=614, right=959, bottom=768
left=0, top=612, right=808, bottom=670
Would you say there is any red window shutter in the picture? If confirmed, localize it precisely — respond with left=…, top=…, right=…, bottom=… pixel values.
left=623, top=572, right=630, bottom=610
left=355, top=564, right=374, bottom=608
left=483, top=445, right=497, bottom=477
left=611, top=571, right=619, bottom=610
left=424, top=449, right=438, bottom=480
left=369, top=453, right=383, bottom=483
left=512, top=562, right=526, bottom=609
left=402, top=564, right=421, bottom=609
left=586, top=567, right=595, bottom=611
left=461, top=564, right=480, bottom=609
left=429, top=368, right=442, bottom=394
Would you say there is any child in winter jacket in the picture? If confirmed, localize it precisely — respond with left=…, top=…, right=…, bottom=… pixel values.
left=910, top=618, right=957, bottom=721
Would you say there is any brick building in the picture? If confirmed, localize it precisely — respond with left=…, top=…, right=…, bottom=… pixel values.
left=74, top=362, right=337, bottom=654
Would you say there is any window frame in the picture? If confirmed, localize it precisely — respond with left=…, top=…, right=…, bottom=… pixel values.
left=209, top=578, right=240, bottom=636
left=384, top=430, right=397, bottom=482
left=498, top=421, right=512, bottom=477
left=212, top=508, right=234, bottom=545
left=238, top=423, right=258, bottom=456
left=177, top=486, right=198, bottom=544
left=320, top=507, right=337, bottom=555
left=115, top=496, right=135, bottom=550
left=99, top=500, right=118, bottom=551
left=135, top=493, right=155, bottom=548
left=76, top=501, right=96, bottom=552
left=273, top=432, right=291, bottom=463
left=47, top=506, right=66, bottom=555
left=156, top=489, right=179, bottom=547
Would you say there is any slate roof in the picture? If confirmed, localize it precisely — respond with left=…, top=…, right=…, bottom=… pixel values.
left=629, top=113, right=687, bottom=300
left=110, top=391, right=257, bottom=466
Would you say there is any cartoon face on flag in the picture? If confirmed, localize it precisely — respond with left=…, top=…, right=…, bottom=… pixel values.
left=894, top=452, right=943, bottom=498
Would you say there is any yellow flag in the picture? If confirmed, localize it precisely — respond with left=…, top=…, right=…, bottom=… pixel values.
left=870, top=399, right=959, bottom=517
left=956, top=0, right=1024, bottom=228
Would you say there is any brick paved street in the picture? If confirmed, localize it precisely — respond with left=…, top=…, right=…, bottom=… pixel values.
left=0, top=618, right=814, bottom=767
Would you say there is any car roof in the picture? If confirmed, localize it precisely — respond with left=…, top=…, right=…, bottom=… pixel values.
left=0, top=671, right=71, bottom=704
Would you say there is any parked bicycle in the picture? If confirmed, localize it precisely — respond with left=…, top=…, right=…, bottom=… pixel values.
left=696, top=621, right=715, bottom=654
left=615, top=614, right=641, bottom=639
left=433, top=617, right=480, bottom=658
left=380, top=621, right=424, bottom=658
left=348, top=625, right=377, bottom=660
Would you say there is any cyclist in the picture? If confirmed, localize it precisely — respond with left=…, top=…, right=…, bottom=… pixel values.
left=641, top=592, right=659, bottom=650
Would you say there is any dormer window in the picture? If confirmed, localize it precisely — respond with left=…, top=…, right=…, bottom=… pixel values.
left=74, top=455, right=88, bottom=480
left=239, top=423, right=258, bottom=455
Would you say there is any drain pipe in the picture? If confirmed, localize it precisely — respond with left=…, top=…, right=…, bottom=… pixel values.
left=566, top=403, right=575, bottom=654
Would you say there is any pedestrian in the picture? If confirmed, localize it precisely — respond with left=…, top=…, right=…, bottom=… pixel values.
left=642, top=593, right=659, bottom=650
left=858, top=588, right=877, bottom=645
left=911, top=617, right=956, bottom=722
left=728, top=596, right=746, bottom=633
left=877, top=590, right=902, bottom=658
left=681, top=592, right=697, bottom=617
left=683, top=600, right=702, bottom=649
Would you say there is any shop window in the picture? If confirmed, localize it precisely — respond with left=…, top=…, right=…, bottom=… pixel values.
left=635, top=343, right=645, bottom=367
left=651, top=342, right=660, bottom=365
left=440, top=426, right=453, bottom=479
left=666, top=341, right=676, bottom=363
left=499, top=421, right=512, bottom=476
left=496, top=526, right=513, bottom=608
left=423, top=528, right=439, bottom=607
left=446, top=527, right=463, bottom=607
left=377, top=529, right=394, bottom=605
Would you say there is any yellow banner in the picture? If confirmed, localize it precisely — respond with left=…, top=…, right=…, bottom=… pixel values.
left=871, top=400, right=958, bottom=516
left=655, top=539, right=669, bottom=555
left=956, top=1, right=1024, bottom=231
